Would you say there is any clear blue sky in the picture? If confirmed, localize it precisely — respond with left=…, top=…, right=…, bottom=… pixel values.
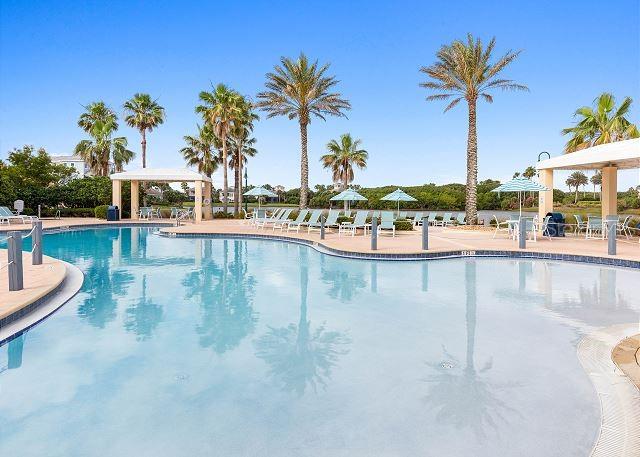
left=1, top=0, right=639, bottom=190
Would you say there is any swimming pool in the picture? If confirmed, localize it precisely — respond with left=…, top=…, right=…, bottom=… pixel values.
left=1, top=227, right=638, bottom=456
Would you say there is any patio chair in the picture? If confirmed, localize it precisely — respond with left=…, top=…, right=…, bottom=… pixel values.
left=295, top=209, right=322, bottom=232
left=139, top=207, right=152, bottom=219
left=276, top=209, right=308, bottom=231
left=586, top=216, right=603, bottom=239
left=0, top=206, right=36, bottom=224
left=492, top=215, right=511, bottom=239
left=343, top=210, right=352, bottom=218
left=169, top=207, right=181, bottom=219
left=434, top=212, right=452, bottom=227
left=308, top=209, right=340, bottom=232
left=573, top=215, right=587, bottom=235
left=378, top=211, right=396, bottom=237
left=372, top=210, right=380, bottom=219
left=453, top=213, right=466, bottom=225
left=411, top=212, right=424, bottom=226
left=537, top=215, right=552, bottom=240
left=618, top=215, right=633, bottom=239
left=398, top=211, right=408, bottom=219
left=427, top=212, right=438, bottom=226
left=254, top=208, right=283, bottom=226
left=339, top=210, right=370, bottom=237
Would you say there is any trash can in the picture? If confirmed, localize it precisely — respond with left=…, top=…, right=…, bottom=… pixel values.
left=544, top=212, right=565, bottom=237
left=107, top=205, right=120, bottom=221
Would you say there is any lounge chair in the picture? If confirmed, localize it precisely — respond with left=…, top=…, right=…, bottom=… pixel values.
left=434, top=212, right=452, bottom=227
left=339, top=210, right=370, bottom=236
left=372, top=210, right=380, bottom=220
left=343, top=210, right=352, bottom=218
left=427, top=212, right=438, bottom=225
left=254, top=208, right=283, bottom=226
left=453, top=213, right=466, bottom=225
left=378, top=211, right=396, bottom=237
left=308, top=209, right=339, bottom=232
left=277, top=209, right=309, bottom=231
left=0, top=206, right=35, bottom=224
left=411, top=212, right=424, bottom=226
left=257, top=208, right=293, bottom=229
left=398, top=211, right=407, bottom=219
left=296, top=209, right=322, bottom=232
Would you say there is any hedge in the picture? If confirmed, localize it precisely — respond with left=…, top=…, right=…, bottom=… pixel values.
left=95, top=205, right=109, bottom=219
left=393, top=219, right=414, bottom=231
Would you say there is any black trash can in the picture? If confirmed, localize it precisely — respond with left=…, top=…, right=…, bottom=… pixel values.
left=544, top=212, right=565, bottom=237
left=107, top=205, right=120, bottom=221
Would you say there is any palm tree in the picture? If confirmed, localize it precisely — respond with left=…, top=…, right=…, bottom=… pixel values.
left=420, top=34, right=528, bottom=224
left=320, top=133, right=368, bottom=210
left=181, top=123, right=219, bottom=206
left=590, top=171, right=602, bottom=199
left=566, top=171, right=588, bottom=203
left=228, top=98, right=259, bottom=215
left=196, top=84, right=244, bottom=214
left=256, top=53, right=351, bottom=208
left=123, top=93, right=166, bottom=168
left=78, top=101, right=118, bottom=133
left=522, top=166, right=536, bottom=179
left=561, top=93, right=639, bottom=152
left=75, top=118, right=134, bottom=176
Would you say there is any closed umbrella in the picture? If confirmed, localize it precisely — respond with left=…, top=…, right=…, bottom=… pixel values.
left=380, top=188, right=418, bottom=216
left=491, top=177, right=549, bottom=216
left=330, top=189, right=367, bottom=211
left=244, top=186, right=278, bottom=209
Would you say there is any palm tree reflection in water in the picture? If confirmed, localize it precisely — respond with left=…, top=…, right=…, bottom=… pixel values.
left=423, top=261, right=519, bottom=439
left=255, top=247, right=350, bottom=395
left=124, top=274, right=163, bottom=340
left=184, top=240, right=257, bottom=354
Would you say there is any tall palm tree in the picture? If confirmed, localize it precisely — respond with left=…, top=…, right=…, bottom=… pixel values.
left=590, top=171, right=602, bottom=199
left=123, top=93, right=166, bottom=168
left=561, top=93, right=639, bottom=152
left=320, top=133, right=368, bottom=210
left=78, top=101, right=118, bottom=133
left=420, top=34, right=528, bottom=224
left=256, top=53, right=351, bottom=208
left=228, top=98, right=259, bottom=214
left=75, top=119, right=134, bottom=176
left=196, top=84, right=244, bottom=214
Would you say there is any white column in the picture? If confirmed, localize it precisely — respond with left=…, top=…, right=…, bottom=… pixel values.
left=601, top=166, right=618, bottom=218
left=195, top=180, right=203, bottom=223
left=538, top=169, right=554, bottom=223
left=112, top=179, right=122, bottom=209
left=131, top=180, right=140, bottom=220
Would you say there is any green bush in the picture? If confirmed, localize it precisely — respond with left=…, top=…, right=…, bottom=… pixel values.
left=336, top=215, right=353, bottom=224
left=40, top=207, right=96, bottom=218
left=213, top=211, right=234, bottom=219
left=394, top=219, right=413, bottom=231
left=94, top=205, right=109, bottom=219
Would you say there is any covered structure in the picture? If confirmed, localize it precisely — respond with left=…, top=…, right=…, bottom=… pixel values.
left=536, top=139, right=640, bottom=221
left=110, top=168, right=213, bottom=223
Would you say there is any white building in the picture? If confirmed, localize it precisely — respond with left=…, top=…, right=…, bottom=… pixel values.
left=51, top=155, right=90, bottom=177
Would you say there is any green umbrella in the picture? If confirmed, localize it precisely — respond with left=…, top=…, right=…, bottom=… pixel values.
left=380, top=188, right=417, bottom=216
left=244, top=186, right=277, bottom=209
left=330, top=189, right=367, bottom=211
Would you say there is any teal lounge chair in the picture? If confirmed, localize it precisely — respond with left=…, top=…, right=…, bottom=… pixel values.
left=398, top=211, right=407, bottom=219
left=411, top=212, right=424, bottom=226
left=308, top=209, right=339, bottom=232
left=338, top=210, right=370, bottom=236
left=453, top=213, right=466, bottom=225
left=278, top=209, right=309, bottom=232
left=434, top=212, right=452, bottom=227
left=257, top=208, right=293, bottom=229
left=427, top=212, right=438, bottom=225
left=298, top=209, right=322, bottom=231
left=378, top=211, right=396, bottom=237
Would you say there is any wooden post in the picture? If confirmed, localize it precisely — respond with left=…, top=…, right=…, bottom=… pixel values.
left=131, top=180, right=140, bottom=220
left=601, top=166, right=618, bottom=219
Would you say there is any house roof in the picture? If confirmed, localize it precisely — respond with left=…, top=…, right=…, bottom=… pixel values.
left=536, top=138, right=640, bottom=171
left=110, top=168, right=212, bottom=182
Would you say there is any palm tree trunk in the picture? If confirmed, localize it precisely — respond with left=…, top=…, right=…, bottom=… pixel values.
left=466, top=100, right=478, bottom=225
left=233, top=154, right=240, bottom=216
left=574, top=187, right=578, bottom=204
left=141, top=129, right=147, bottom=205
left=238, top=157, right=244, bottom=215
left=222, top=136, right=228, bottom=214
left=299, top=121, right=309, bottom=209
left=343, top=172, right=349, bottom=211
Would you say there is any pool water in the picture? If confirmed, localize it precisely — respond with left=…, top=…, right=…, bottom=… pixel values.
left=1, top=227, right=639, bottom=456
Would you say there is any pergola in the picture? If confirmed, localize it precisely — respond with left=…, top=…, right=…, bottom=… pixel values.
left=110, top=168, right=213, bottom=223
left=536, top=138, right=640, bottom=221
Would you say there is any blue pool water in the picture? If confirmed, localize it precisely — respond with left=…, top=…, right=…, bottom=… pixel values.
left=1, top=227, right=639, bottom=456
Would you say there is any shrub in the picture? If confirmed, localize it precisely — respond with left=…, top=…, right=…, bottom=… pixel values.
left=394, top=219, right=413, bottom=231
left=94, top=205, right=109, bottom=219
left=40, top=207, right=96, bottom=218
left=336, top=215, right=353, bottom=224
left=213, top=211, right=234, bottom=219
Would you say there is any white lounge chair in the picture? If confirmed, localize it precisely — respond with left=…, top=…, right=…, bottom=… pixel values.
left=296, top=209, right=322, bottom=232
left=339, top=210, right=369, bottom=236
left=257, top=208, right=293, bottom=229
left=378, top=211, right=396, bottom=237
left=308, top=209, right=339, bottom=232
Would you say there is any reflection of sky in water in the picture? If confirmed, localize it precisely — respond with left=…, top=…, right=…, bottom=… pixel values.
left=1, top=228, right=639, bottom=456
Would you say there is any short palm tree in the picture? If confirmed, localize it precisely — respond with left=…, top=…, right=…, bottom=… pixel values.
left=75, top=119, right=134, bottom=176
left=590, top=171, right=602, bottom=199
left=320, top=134, right=368, bottom=210
left=561, top=93, right=639, bottom=152
left=566, top=171, right=588, bottom=203
left=420, top=34, right=528, bottom=224
left=196, top=84, right=244, bottom=214
left=78, top=101, right=118, bottom=133
left=257, top=53, right=351, bottom=208
left=180, top=124, right=219, bottom=178
left=123, top=93, right=165, bottom=168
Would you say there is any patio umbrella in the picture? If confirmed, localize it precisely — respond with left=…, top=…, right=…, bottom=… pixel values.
left=330, top=189, right=367, bottom=211
left=491, top=177, right=549, bottom=217
left=380, top=188, right=418, bottom=216
left=243, top=186, right=278, bottom=209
